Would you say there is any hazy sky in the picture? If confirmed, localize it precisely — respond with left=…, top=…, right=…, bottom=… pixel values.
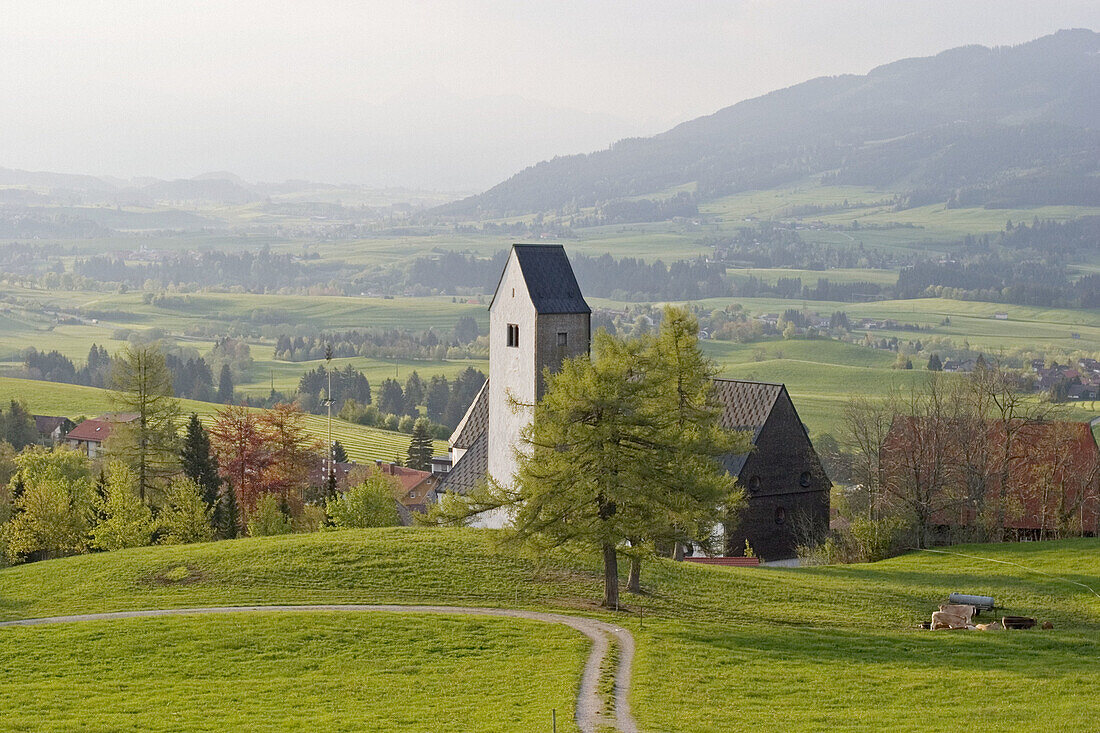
left=3, top=1, right=1098, bottom=190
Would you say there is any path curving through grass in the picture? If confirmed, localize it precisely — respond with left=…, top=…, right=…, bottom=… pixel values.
left=0, top=604, right=639, bottom=733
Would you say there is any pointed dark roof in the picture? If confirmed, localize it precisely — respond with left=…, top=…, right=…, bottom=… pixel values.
left=712, top=379, right=785, bottom=439
left=436, top=432, right=488, bottom=496
left=490, top=244, right=591, bottom=314
left=711, top=379, right=787, bottom=477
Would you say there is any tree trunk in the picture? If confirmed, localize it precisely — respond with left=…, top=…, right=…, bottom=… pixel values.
left=602, top=542, right=619, bottom=609
left=672, top=542, right=685, bottom=561
left=627, top=556, right=642, bottom=593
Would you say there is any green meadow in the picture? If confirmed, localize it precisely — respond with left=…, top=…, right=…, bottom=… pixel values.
left=1, top=529, right=1097, bottom=731
left=0, top=612, right=585, bottom=733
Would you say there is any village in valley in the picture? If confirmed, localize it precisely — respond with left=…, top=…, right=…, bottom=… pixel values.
left=1, top=6, right=1099, bottom=733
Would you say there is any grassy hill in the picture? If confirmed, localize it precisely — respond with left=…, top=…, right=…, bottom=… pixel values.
left=0, top=376, right=445, bottom=464
left=1, top=529, right=1097, bottom=731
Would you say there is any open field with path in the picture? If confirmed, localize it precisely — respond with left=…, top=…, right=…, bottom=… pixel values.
left=0, top=530, right=1097, bottom=731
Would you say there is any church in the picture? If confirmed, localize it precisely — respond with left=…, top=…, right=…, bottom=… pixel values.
left=437, top=243, right=829, bottom=560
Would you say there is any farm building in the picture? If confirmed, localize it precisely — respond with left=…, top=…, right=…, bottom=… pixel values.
left=881, top=417, right=1100, bottom=539
left=438, top=243, right=830, bottom=560
left=65, top=413, right=138, bottom=458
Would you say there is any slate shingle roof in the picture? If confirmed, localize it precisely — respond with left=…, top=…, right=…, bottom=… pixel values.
left=711, top=379, right=786, bottom=476
left=437, top=432, right=487, bottom=496
left=490, top=244, right=591, bottom=314
left=451, top=380, right=489, bottom=449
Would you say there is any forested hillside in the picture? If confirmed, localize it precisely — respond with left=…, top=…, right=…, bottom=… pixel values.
left=437, top=30, right=1100, bottom=218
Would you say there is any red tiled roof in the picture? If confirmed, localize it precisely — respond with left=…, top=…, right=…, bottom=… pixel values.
left=65, top=419, right=115, bottom=443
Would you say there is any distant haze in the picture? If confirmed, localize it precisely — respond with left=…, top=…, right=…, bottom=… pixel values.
left=2, top=1, right=1098, bottom=190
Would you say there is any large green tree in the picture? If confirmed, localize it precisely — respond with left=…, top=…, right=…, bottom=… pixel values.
left=106, top=343, right=181, bottom=505
left=627, top=306, right=750, bottom=588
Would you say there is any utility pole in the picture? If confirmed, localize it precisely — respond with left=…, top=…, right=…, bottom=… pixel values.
left=324, top=344, right=335, bottom=496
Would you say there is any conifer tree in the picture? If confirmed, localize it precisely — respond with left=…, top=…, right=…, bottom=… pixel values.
left=331, top=440, right=349, bottom=464
left=180, top=413, right=220, bottom=515
left=107, top=343, right=181, bottom=505
left=217, top=483, right=240, bottom=539
left=216, top=364, right=235, bottom=403
left=405, top=418, right=434, bottom=471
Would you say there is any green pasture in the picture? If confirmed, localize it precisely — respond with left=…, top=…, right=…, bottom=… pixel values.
left=0, top=376, right=445, bottom=464
left=0, top=613, right=584, bottom=733
left=1, top=530, right=1097, bottom=731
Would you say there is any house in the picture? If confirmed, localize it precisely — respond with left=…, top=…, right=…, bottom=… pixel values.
left=881, top=418, right=1099, bottom=538
left=34, top=415, right=75, bottom=444
left=65, top=413, right=139, bottom=458
left=373, top=461, right=440, bottom=514
left=437, top=243, right=830, bottom=559
left=309, top=460, right=439, bottom=523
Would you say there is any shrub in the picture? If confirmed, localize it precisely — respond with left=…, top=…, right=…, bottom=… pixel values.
left=247, top=494, right=294, bottom=537
left=91, top=462, right=155, bottom=552
left=325, top=472, right=401, bottom=529
left=159, top=478, right=215, bottom=545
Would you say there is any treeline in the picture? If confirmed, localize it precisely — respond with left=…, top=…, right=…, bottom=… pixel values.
left=20, top=338, right=252, bottom=403
left=403, top=251, right=729, bottom=301
left=274, top=319, right=482, bottom=362
left=72, top=248, right=341, bottom=292
left=334, top=367, right=486, bottom=433
left=731, top=275, right=884, bottom=302
left=709, top=225, right=912, bottom=270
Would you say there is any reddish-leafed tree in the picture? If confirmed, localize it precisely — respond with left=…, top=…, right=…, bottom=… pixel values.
left=258, top=403, right=322, bottom=515
left=208, top=405, right=272, bottom=521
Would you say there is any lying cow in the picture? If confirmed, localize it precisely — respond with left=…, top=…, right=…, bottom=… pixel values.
left=931, top=603, right=976, bottom=630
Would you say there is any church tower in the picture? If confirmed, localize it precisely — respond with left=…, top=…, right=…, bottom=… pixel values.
left=487, top=244, right=591, bottom=492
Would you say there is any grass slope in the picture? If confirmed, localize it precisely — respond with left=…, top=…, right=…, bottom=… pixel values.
left=0, top=613, right=584, bottom=732
left=1, top=529, right=1097, bottom=731
left=0, top=376, right=445, bottom=464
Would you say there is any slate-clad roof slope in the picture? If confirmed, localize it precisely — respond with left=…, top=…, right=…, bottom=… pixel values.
left=451, top=380, right=489, bottom=449
left=490, top=244, right=591, bottom=314
left=711, top=379, right=786, bottom=477
left=437, top=432, right=487, bottom=495
left=712, top=379, right=784, bottom=438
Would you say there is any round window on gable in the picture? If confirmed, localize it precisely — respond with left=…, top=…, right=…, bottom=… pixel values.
left=799, top=471, right=812, bottom=487
left=748, top=475, right=762, bottom=493
left=775, top=506, right=787, bottom=525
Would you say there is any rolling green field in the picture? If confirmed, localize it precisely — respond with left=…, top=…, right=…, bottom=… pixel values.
left=0, top=376, right=445, bottom=464
left=0, top=529, right=1097, bottom=731
left=0, top=612, right=584, bottom=733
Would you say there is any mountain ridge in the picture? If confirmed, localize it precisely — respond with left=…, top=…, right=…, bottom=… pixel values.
left=436, top=29, right=1100, bottom=219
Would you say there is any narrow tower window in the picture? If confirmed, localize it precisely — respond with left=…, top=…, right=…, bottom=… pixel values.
left=507, top=323, right=519, bottom=348
left=557, top=332, right=568, bottom=347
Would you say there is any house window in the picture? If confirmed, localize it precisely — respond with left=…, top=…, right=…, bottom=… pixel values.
left=557, top=332, right=568, bottom=347
left=799, top=471, right=812, bottom=487
left=507, top=323, right=519, bottom=348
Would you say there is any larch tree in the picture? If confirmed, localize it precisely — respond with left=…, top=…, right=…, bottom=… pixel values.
left=208, top=404, right=272, bottom=523
left=629, top=306, right=750, bottom=589
left=106, top=342, right=181, bottom=505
